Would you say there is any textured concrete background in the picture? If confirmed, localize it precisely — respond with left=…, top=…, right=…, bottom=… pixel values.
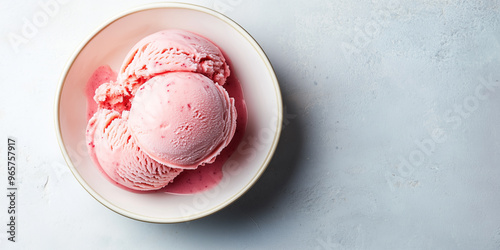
left=1, top=0, right=500, bottom=249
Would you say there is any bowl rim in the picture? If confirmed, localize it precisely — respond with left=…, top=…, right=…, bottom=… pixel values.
left=54, top=2, right=283, bottom=223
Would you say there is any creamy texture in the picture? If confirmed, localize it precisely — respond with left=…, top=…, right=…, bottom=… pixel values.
left=161, top=72, right=247, bottom=194
left=86, top=109, right=183, bottom=191
left=86, top=66, right=247, bottom=194
left=85, top=65, right=117, bottom=120
left=129, top=72, right=236, bottom=169
left=118, top=29, right=230, bottom=94
left=86, top=29, right=242, bottom=192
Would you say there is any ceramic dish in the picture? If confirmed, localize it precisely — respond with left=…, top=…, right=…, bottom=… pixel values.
left=55, top=3, right=282, bottom=223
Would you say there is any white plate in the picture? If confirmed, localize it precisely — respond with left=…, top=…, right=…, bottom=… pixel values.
left=54, top=3, right=282, bottom=223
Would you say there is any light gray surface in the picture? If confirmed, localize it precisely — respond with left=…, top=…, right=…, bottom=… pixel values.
left=1, top=0, right=500, bottom=249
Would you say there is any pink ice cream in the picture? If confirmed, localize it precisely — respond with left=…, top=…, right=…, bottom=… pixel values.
left=93, top=29, right=230, bottom=112
left=86, top=29, right=237, bottom=191
left=93, top=81, right=132, bottom=113
left=129, top=72, right=236, bottom=169
left=86, top=109, right=182, bottom=191
left=119, top=29, right=230, bottom=95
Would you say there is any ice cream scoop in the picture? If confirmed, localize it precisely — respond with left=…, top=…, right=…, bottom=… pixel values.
left=86, top=109, right=183, bottom=191
left=128, top=72, right=237, bottom=169
left=118, top=29, right=230, bottom=95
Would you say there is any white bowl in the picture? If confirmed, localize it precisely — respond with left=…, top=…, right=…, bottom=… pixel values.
left=54, top=3, right=282, bottom=223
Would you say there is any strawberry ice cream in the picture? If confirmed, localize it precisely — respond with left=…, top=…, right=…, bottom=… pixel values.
left=119, top=29, right=230, bottom=95
left=129, top=72, right=236, bottom=169
left=86, top=109, right=183, bottom=191
left=86, top=29, right=239, bottom=191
